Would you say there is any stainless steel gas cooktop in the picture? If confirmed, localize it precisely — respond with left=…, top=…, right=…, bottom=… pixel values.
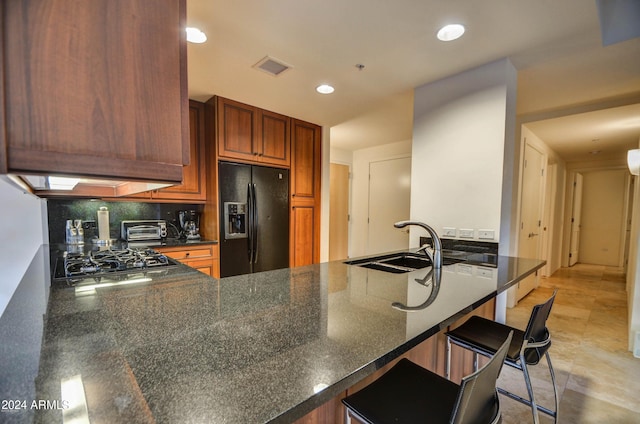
left=53, top=247, right=178, bottom=286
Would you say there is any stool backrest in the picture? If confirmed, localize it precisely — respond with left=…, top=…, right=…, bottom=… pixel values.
left=451, top=330, right=513, bottom=424
left=523, top=290, right=557, bottom=364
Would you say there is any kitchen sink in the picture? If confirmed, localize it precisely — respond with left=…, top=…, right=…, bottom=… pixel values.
left=345, top=252, right=464, bottom=274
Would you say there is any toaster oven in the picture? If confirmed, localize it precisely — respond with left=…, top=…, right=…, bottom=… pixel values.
left=121, top=220, right=167, bottom=242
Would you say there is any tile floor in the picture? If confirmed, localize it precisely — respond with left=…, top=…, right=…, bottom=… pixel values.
left=498, top=264, right=640, bottom=423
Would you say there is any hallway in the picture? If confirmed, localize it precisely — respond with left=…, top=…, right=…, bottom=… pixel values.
left=499, top=264, right=640, bottom=423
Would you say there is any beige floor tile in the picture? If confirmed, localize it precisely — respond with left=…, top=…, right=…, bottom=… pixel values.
left=499, top=264, right=640, bottom=423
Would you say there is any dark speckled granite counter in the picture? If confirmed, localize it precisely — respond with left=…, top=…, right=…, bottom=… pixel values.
left=0, top=245, right=544, bottom=423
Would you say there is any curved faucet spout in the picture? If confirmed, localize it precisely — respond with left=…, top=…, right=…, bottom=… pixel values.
left=394, top=220, right=442, bottom=269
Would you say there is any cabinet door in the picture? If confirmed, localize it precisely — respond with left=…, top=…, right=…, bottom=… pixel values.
left=153, top=100, right=207, bottom=202
left=217, top=97, right=258, bottom=162
left=291, top=119, right=321, bottom=200
left=290, top=119, right=321, bottom=266
left=2, top=0, right=188, bottom=182
left=257, top=110, right=290, bottom=167
left=290, top=205, right=317, bottom=267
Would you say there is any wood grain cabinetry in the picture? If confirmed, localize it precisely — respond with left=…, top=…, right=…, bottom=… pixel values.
left=216, top=97, right=290, bottom=167
left=290, top=119, right=322, bottom=267
left=156, top=244, right=219, bottom=278
left=0, top=0, right=188, bottom=182
left=152, top=100, right=207, bottom=202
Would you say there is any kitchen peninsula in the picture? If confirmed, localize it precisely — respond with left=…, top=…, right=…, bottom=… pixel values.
left=0, top=246, right=544, bottom=423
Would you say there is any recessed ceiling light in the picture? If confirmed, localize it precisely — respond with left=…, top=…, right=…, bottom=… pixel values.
left=186, top=27, right=207, bottom=44
left=316, top=84, right=335, bottom=94
left=437, top=24, right=465, bottom=41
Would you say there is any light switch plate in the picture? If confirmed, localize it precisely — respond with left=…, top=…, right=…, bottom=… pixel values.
left=478, top=229, right=495, bottom=240
left=442, top=227, right=456, bottom=237
left=459, top=229, right=474, bottom=238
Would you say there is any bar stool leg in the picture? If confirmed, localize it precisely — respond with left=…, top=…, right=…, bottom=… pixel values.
left=520, top=356, right=540, bottom=424
left=545, top=351, right=559, bottom=424
left=445, top=336, right=452, bottom=379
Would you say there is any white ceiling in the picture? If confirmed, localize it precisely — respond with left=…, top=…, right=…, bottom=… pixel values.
left=186, top=0, right=640, bottom=160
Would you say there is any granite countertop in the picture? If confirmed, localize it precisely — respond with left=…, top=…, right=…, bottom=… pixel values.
left=0, top=245, right=544, bottom=423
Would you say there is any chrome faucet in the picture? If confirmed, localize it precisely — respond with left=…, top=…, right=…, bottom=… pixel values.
left=394, top=221, right=443, bottom=269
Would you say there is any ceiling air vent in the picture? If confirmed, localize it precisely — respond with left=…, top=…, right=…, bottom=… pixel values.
left=253, top=56, right=292, bottom=76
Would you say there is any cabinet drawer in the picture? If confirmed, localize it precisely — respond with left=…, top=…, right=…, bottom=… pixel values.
left=183, top=259, right=214, bottom=276
left=162, top=247, right=212, bottom=261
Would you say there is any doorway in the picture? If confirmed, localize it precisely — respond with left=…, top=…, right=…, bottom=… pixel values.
left=577, top=169, right=629, bottom=267
left=329, top=163, right=350, bottom=261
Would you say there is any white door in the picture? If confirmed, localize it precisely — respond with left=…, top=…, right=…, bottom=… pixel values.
left=367, top=157, right=411, bottom=254
left=519, top=143, right=545, bottom=259
left=569, top=173, right=583, bottom=266
left=514, top=142, right=545, bottom=304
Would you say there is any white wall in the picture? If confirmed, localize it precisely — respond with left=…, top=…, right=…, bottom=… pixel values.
left=627, top=139, right=640, bottom=352
left=350, top=140, right=412, bottom=258
left=0, top=177, right=48, bottom=316
left=579, top=169, right=629, bottom=266
left=320, top=126, right=331, bottom=262
left=411, top=58, right=517, bottom=253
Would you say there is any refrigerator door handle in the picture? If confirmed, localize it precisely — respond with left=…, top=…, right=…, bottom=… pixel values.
left=252, top=183, right=259, bottom=264
left=247, top=183, right=254, bottom=263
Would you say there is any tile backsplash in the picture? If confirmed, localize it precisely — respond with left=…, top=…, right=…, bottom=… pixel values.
left=47, top=199, right=203, bottom=244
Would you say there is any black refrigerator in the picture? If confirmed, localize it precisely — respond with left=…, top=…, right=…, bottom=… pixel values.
left=218, top=162, right=290, bottom=277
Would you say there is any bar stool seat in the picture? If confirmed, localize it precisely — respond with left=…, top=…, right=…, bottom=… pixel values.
left=445, top=291, right=558, bottom=424
left=342, top=331, right=513, bottom=424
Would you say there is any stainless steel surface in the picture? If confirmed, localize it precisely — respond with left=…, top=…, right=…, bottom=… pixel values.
left=120, top=220, right=167, bottom=242
left=53, top=246, right=178, bottom=286
left=345, top=252, right=463, bottom=274
left=394, top=221, right=443, bottom=269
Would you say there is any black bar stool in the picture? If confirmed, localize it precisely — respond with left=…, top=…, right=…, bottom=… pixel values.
left=342, top=331, right=513, bottom=424
left=445, top=291, right=558, bottom=424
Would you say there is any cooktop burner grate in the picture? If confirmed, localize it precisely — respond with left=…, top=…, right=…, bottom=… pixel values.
left=55, top=247, right=177, bottom=282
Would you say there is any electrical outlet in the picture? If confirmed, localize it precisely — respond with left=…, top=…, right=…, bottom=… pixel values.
left=459, top=229, right=474, bottom=238
left=442, top=227, right=456, bottom=237
left=478, top=229, right=495, bottom=240
left=477, top=267, right=495, bottom=279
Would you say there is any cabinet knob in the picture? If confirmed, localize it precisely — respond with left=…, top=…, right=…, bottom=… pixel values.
left=185, top=252, right=190, bottom=257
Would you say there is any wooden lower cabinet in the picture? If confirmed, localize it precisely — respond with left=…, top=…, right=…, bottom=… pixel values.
left=290, top=204, right=318, bottom=267
left=293, top=298, right=496, bottom=424
left=155, top=244, right=219, bottom=278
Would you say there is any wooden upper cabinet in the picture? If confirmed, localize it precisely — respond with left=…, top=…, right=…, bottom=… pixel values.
left=153, top=100, right=207, bottom=202
left=0, top=0, right=188, bottom=182
left=291, top=119, right=321, bottom=201
left=258, top=109, right=290, bottom=167
left=217, top=97, right=290, bottom=167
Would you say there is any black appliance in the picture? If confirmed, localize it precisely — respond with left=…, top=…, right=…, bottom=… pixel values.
left=177, top=210, right=201, bottom=240
left=219, top=162, right=289, bottom=277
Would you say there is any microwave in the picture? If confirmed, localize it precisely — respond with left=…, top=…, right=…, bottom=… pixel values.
left=121, top=220, right=167, bottom=242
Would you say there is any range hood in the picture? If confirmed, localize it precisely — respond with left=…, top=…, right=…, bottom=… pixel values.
left=7, top=174, right=174, bottom=198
